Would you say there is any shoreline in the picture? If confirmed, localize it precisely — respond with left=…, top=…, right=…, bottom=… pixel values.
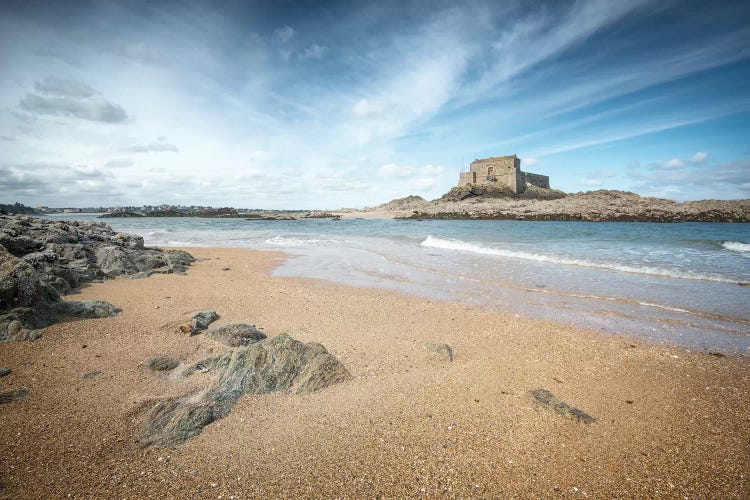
left=1, top=247, right=749, bottom=497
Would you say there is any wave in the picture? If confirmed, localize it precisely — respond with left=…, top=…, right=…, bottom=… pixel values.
left=264, top=235, right=341, bottom=247
left=722, top=241, right=750, bottom=253
left=421, top=235, right=744, bottom=285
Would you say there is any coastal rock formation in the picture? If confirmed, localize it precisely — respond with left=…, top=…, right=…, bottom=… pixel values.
left=529, top=389, right=596, bottom=424
left=141, top=334, right=350, bottom=446
left=0, top=214, right=195, bottom=340
left=391, top=189, right=749, bottom=222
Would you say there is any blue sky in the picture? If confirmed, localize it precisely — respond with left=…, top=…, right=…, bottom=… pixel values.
left=1, top=0, right=749, bottom=208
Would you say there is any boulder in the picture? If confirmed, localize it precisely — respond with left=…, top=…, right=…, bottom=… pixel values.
left=141, top=334, right=350, bottom=446
left=205, top=324, right=266, bottom=347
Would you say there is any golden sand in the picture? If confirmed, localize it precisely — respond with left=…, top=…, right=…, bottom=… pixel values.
left=1, top=248, right=748, bottom=498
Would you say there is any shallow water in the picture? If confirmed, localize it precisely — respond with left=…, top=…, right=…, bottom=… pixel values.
left=47, top=215, right=750, bottom=354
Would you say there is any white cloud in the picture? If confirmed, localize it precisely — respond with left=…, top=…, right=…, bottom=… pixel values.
left=523, top=157, right=537, bottom=167
left=273, top=26, right=295, bottom=43
left=691, top=151, right=708, bottom=164
left=300, top=44, right=327, bottom=60
left=350, top=99, right=382, bottom=117
left=661, top=158, right=684, bottom=169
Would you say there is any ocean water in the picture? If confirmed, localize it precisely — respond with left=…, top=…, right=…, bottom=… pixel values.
left=48, top=215, right=750, bottom=354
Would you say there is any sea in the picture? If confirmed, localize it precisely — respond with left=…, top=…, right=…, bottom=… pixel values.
left=47, top=215, right=750, bottom=355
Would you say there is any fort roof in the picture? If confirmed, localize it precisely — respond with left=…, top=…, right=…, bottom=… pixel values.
left=471, top=155, right=517, bottom=162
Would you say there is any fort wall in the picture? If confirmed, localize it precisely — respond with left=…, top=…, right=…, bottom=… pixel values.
left=457, top=154, right=550, bottom=193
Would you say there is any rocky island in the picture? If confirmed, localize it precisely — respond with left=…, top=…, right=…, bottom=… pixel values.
left=361, top=189, right=750, bottom=222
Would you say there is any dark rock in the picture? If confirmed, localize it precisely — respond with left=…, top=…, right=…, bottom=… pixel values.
left=163, top=250, right=195, bottom=274
left=147, top=356, right=179, bottom=372
left=0, top=215, right=195, bottom=340
left=426, top=343, right=453, bottom=361
left=190, top=310, right=219, bottom=332
left=141, top=334, right=350, bottom=446
left=81, top=371, right=101, bottom=379
left=0, top=389, right=28, bottom=404
left=205, top=324, right=266, bottom=347
left=0, top=367, right=10, bottom=377
left=54, top=300, right=121, bottom=318
left=529, top=389, right=596, bottom=424
left=95, top=245, right=138, bottom=277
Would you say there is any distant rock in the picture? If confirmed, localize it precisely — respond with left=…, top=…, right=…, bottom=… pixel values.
left=392, top=188, right=749, bottom=222
left=529, top=389, right=596, bottom=424
left=205, top=323, right=266, bottom=347
left=141, top=334, right=350, bottom=446
left=147, top=356, right=179, bottom=372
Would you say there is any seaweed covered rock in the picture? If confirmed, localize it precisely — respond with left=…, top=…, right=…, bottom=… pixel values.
left=205, top=324, right=266, bottom=347
left=141, top=334, right=350, bottom=446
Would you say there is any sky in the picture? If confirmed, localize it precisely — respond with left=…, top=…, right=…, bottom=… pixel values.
left=0, top=0, right=749, bottom=208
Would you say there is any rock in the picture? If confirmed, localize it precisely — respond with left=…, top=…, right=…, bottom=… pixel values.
left=0, top=389, right=28, bottom=404
left=141, top=334, right=350, bottom=446
left=147, top=356, right=179, bottom=372
left=95, top=245, right=138, bottom=277
left=205, top=324, right=266, bottom=347
left=163, top=250, right=195, bottom=274
left=190, top=310, right=219, bottom=332
left=81, top=371, right=101, bottom=379
left=426, top=343, right=453, bottom=361
left=0, top=367, right=10, bottom=377
left=529, top=389, right=596, bottom=424
left=54, top=300, right=121, bottom=318
left=0, top=215, right=195, bottom=340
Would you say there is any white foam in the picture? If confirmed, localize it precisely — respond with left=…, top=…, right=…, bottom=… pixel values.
left=722, top=241, right=750, bottom=253
left=264, top=235, right=339, bottom=247
left=421, top=235, right=742, bottom=284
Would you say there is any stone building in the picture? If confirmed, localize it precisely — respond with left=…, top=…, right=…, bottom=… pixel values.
left=457, top=155, right=550, bottom=193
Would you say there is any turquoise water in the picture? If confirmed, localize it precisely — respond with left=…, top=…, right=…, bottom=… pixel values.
left=48, top=215, right=750, bottom=354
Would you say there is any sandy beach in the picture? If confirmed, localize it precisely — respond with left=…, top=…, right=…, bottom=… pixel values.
left=1, top=247, right=748, bottom=498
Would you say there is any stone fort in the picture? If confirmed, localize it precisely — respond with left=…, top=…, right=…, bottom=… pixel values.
left=457, top=155, right=549, bottom=193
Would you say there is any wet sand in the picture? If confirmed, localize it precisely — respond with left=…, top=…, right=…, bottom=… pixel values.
left=1, top=247, right=748, bottom=498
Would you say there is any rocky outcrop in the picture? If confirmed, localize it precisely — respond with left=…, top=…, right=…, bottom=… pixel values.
left=394, top=189, right=749, bottom=222
left=0, top=215, right=195, bottom=341
left=141, top=334, right=350, bottom=446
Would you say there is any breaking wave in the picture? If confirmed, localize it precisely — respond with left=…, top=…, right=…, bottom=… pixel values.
left=722, top=241, right=750, bottom=253
left=421, top=235, right=743, bottom=285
